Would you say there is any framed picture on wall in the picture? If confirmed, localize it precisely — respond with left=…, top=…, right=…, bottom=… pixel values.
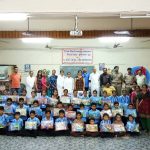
left=24, top=64, right=31, bottom=72
left=99, top=63, right=105, bottom=71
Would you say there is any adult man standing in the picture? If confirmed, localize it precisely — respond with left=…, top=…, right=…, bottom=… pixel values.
left=57, top=70, right=66, bottom=97
left=82, top=67, right=90, bottom=91
left=9, top=66, right=21, bottom=95
left=64, top=72, right=74, bottom=96
left=89, top=68, right=100, bottom=96
left=48, top=69, right=58, bottom=97
left=26, top=71, right=35, bottom=97
left=124, top=68, right=135, bottom=94
left=100, top=68, right=112, bottom=93
left=136, top=69, right=146, bottom=88
left=111, top=66, right=123, bottom=96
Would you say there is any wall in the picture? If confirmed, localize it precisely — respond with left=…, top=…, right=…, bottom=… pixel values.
left=0, top=48, right=150, bottom=84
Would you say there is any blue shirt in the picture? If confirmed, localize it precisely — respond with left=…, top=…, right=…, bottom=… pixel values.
left=77, top=109, right=89, bottom=122
left=108, top=96, right=119, bottom=104
left=119, top=95, right=130, bottom=111
left=55, top=117, right=68, bottom=125
left=125, top=109, right=137, bottom=117
left=88, top=109, right=101, bottom=124
left=100, top=120, right=112, bottom=132
left=11, top=118, right=23, bottom=127
left=82, top=72, right=90, bottom=88
left=0, top=114, right=9, bottom=127
left=48, top=75, right=58, bottom=89
left=126, top=121, right=137, bottom=132
left=3, top=104, right=16, bottom=121
left=42, top=117, right=54, bottom=125
left=81, top=96, right=90, bottom=110
left=27, top=117, right=41, bottom=126
left=29, top=106, right=42, bottom=117
left=90, top=96, right=101, bottom=108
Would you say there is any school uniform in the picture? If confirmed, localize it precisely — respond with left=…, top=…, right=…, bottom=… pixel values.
left=100, top=120, right=114, bottom=138
left=29, top=106, right=42, bottom=120
left=40, top=117, right=54, bottom=136
left=77, top=109, right=89, bottom=123
left=15, top=105, right=29, bottom=121
left=108, top=96, right=120, bottom=105
left=119, top=95, right=130, bottom=110
left=81, top=96, right=90, bottom=110
left=126, top=120, right=139, bottom=136
left=3, top=104, right=16, bottom=121
left=0, top=114, right=9, bottom=134
left=90, top=96, right=101, bottom=110
left=55, top=117, right=69, bottom=136
left=88, top=109, right=101, bottom=124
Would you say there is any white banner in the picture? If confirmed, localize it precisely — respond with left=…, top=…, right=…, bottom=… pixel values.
left=62, top=48, right=93, bottom=64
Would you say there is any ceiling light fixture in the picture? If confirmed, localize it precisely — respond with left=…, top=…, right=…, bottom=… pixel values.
left=0, top=13, right=28, bottom=21
left=21, top=38, right=52, bottom=43
left=98, top=37, right=131, bottom=43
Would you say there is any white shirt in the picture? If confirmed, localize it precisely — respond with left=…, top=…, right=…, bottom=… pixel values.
left=136, top=74, right=146, bottom=87
left=100, top=109, right=112, bottom=118
left=57, top=75, right=65, bottom=89
left=26, top=76, right=35, bottom=88
left=64, top=77, right=74, bottom=93
left=89, top=72, right=100, bottom=88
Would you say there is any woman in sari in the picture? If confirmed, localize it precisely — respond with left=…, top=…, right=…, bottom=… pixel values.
left=138, top=84, right=150, bottom=134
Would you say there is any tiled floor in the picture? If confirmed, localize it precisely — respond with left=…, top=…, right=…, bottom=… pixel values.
left=0, top=134, right=149, bottom=150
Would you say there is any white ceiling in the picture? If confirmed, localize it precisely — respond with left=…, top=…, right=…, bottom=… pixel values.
left=0, top=13, right=150, bottom=31
left=0, top=38, right=150, bottom=50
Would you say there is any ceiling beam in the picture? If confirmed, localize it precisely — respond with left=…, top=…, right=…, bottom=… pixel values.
left=0, top=30, right=150, bottom=38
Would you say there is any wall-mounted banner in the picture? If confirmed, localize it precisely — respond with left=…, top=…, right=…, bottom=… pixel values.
left=62, top=48, right=93, bottom=64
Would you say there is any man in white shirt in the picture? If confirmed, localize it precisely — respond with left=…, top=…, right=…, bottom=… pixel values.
left=57, top=70, right=66, bottom=97
left=89, top=68, right=100, bottom=96
left=64, top=72, right=74, bottom=96
left=136, top=69, right=146, bottom=88
left=26, top=71, right=35, bottom=97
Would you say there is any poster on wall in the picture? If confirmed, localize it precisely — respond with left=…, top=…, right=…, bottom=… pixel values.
left=62, top=48, right=93, bottom=64
left=99, top=63, right=105, bottom=71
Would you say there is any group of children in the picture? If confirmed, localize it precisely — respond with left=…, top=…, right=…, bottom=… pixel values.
left=0, top=88, right=140, bottom=137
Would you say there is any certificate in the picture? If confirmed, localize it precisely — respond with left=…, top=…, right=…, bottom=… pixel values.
left=9, top=123, right=21, bottom=131
left=71, top=97, right=81, bottom=105
left=112, top=109, right=123, bottom=117
left=86, top=124, right=98, bottom=132
left=101, top=124, right=113, bottom=132
left=41, top=120, right=53, bottom=129
left=113, top=124, right=125, bottom=132
left=72, top=123, right=84, bottom=132
left=53, top=108, right=61, bottom=117
left=8, top=96, right=18, bottom=102
left=25, top=121, right=37, bottom=130
left=55, top=122, right=67, bottom=131
left=16, top=108, right=27, bottom=116
left=65, top=111, right=76, bottom=119
left=50, top=98, right=58, bottom=106
left=81, top=100, right=90, bottom=106
left=60, top=96, right=70, bottom=104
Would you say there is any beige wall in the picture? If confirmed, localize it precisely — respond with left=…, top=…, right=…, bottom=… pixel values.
left=0, top=48, right=150, bottom=84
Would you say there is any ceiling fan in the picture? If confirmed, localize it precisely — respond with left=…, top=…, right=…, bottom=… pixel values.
left=113, top=43, right=123, bottom=48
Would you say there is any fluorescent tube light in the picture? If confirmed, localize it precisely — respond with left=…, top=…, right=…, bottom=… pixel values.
left=0, top=13, right=28, bottom=21
left=98, top=37, right=131, bottom=43
left=21, top=38, right=52, bottom=43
